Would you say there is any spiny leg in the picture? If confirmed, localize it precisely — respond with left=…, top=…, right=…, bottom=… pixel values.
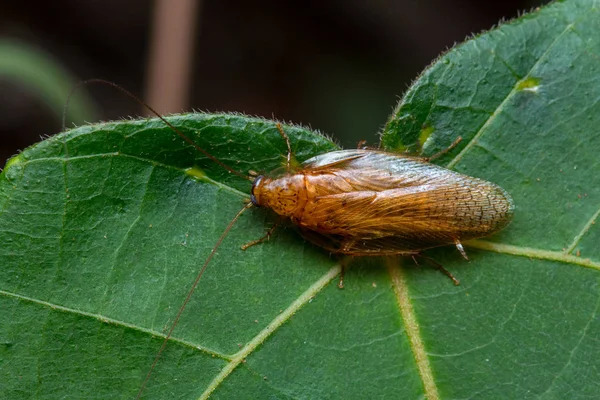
left=336, top=255, right=354, bottom=289
left=241, top=219, right=282, bottom=250
left=337, top=240, right=357, bottom=288
left=454, top=239, right=469, bottom=260
left=411, top=255, right=421, bottom=268
left=355, top=140, right=381, bottom=150
left=424, top=136, right=462, bottom=162
left=338, top=264, right=345, bottom=289
left=413, top=254, right=460, bottom=285
left=339, top=238, right=357, bottom=254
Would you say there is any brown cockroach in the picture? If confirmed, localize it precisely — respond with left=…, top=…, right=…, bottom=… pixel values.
left=67, top=80, right=514, bottom=399
left=251, top=126, right=513, bottom=262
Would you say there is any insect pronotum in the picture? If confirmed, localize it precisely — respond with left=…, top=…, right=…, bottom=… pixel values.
left=66, top=79, right=514, bottom=398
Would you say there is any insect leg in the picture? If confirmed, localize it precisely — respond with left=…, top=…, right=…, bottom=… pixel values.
left=339, top=239, right=357, bottom=253
left=454, top=239, right=469, bottom=260
left=338, top=264, right=345, bottom=289
left=411, top=255, right=421, bottom=268
left=414, top=254, right=461, bottom=285
left=336, top=255, right=354, bottom=289
left=424, top=136, right=462, bottom=162
left=241, top=218, right=282, bottom=250
left=355, top=140, right=381, bottom=150
left=276, top=123, right=294, bottom=173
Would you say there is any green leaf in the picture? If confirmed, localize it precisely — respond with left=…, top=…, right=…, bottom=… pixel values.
left=2, top=1, right=600, bottom=399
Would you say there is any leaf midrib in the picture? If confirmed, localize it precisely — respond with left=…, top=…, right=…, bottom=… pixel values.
left=389, top=17, right=588, bottom=399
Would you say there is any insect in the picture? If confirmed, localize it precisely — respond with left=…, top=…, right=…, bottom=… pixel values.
left=251, top=129, right=513, bottom=260
left=245, top=124, right=514, bottom=286
left=66, top=80, right=514, bottom=398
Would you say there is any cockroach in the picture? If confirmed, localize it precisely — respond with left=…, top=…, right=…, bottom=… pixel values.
left=66, top=80, right=514, bottom=399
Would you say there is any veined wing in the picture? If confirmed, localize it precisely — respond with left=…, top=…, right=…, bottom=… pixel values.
left=302, top=149, right=472, bottom=192
left=298, top=150, right=513, bottom=253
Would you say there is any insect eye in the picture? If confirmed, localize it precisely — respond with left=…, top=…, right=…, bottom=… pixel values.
left=250, top=175, right=264, bottom=206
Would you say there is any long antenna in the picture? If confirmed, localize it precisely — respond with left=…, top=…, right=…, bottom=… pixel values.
left=135, top=202, right=254, bottom=399
left=63, top=79, right=257, bottom=396
left=63, top=78, right=251, bottom=181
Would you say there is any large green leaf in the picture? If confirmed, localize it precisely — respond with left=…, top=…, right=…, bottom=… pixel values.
left=2, top=1, right=600, bottom=398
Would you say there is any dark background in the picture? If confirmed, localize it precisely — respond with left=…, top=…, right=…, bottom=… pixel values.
left=1, top=0, right=547, bottom=165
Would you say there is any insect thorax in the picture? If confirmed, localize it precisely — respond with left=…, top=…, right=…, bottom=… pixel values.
left=252, top=174, right=307, bottom=218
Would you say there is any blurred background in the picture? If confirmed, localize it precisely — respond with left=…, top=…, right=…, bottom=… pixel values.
left=1, top=0, right=547, bottom=165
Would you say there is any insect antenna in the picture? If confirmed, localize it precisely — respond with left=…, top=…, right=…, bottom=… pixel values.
left=135, top=203, right=254, bottom=399
left=62, top=78, right=251, bottom=181
left=62, top=79, right=258, bottom=397
left=423, top=136, right=462, bottom=162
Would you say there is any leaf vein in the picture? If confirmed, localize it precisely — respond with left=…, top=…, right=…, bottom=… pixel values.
left=467, top=240, right=600, bottom=271
left=566, top=207, right=600, bottom=254
left=538, top=291, right=600, bottom=396
left=387, top=258, right=439, bottom=400
left=0, top=289, right=229, bottom=360
left=446, top=21, right=576, bottom=170
left=197, top=265, right=340, bottom=400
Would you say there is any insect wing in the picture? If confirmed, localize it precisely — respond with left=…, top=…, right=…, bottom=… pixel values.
left=299, top=150, right=513, bottom=254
